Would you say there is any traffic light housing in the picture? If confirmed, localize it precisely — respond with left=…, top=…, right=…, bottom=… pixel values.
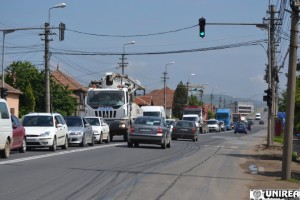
left=1, top=87, right=8, bottom=99
left=59, top=22, right=65, bottom=41
left=199, top=17, right=206, bottom=38
left=263, top=88, right=272, bottom=107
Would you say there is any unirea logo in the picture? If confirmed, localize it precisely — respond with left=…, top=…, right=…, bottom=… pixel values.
left=250, top=189, right=300, bottom=199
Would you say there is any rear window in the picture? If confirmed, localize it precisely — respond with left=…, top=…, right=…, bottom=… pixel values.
left=135, top=117, right=161, bottom=126
left=176, top=121, right=193, bottom=128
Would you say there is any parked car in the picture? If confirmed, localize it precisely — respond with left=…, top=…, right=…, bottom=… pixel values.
left=85, top=117, right=110, bottom=144
left=219, top=120, right=225, bottom=131
left=21, top=113, right=68, bottom=151
left=11, top=115, right=26, bottom=153
left=64, top=116, right=94, bottom=147
left=171, top=120, right=198, bottom=142
left=0, top=99, right=12, bottom=158
left=259, top=120, right=264, bottom=125
left=207, top=119, right=220, bottom=132
left=234, top=122, right=248, bottom=134
left=127, top=116, right=171, bottom=149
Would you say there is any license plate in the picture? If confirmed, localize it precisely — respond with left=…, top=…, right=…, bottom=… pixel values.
left=180, top=129, right=188, bottom=131
left=139, top=128, right=151, bottom=132
left=27, top=139, right=36, bottom=142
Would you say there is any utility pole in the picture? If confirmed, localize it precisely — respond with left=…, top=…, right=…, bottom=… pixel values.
left=282, top=1, right=299, bottom=180
left=162, top=71, right=168, bottom=111
left=43, top=22, right=51, bottom=113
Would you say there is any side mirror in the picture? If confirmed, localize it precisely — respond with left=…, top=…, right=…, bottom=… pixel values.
left=57, top=123, right=63, bottom=128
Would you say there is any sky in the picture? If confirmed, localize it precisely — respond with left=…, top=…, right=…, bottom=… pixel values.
left=0, top=0, right=292, bottom=101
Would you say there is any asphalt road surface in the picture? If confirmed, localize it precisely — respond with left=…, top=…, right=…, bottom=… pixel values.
left=0, top=121, right=267, bottom=200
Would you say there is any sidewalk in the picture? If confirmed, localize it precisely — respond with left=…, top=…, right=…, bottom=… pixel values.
left=242, top=134, right=300, bottom=191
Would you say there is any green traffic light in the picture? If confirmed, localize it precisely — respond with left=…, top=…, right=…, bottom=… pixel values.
left=200, top=32, right=205, bottom=37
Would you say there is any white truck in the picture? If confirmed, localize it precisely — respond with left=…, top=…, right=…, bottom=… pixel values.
left=85, top=72, right=145, bottom=141
left=141, top=106, right=166, bottom=121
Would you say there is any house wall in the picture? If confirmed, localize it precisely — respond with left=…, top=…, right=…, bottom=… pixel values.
left=6, top=94, right=20, bottom=117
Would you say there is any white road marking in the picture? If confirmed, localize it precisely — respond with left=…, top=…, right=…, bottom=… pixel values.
left=0, top=143, right=122, bottom=165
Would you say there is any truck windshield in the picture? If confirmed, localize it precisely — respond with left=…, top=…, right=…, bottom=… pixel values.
left=183, top=117, right=198, bottom=121
left=87, top=90, right=125, bottom=109
left=143, top=112, right=160, bottom=117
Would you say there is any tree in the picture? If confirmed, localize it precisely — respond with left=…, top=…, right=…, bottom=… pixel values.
left=172, top=81, right=187, bottom=119
left=5, top=61, right=77, bottom=117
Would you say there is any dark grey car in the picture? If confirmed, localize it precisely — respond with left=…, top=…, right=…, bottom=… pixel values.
left=171, top=120, right=198, bottom=142
left=127, top=116, right=171, bottom=149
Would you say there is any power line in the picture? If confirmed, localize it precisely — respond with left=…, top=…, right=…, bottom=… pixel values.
left=52, top=39, right=267, bottom=56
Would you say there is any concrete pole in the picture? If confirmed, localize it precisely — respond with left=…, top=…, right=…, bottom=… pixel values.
left=282, top=5, right=299, bottom=180
left=44, top=23, right=51, bottom=113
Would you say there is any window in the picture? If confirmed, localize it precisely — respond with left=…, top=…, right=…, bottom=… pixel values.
left=0, top=102, right=10, bottom=119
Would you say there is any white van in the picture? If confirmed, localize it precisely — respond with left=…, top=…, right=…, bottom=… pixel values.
left=141, top=106, right=166, bottom=121
left=0, top=99, right=12, bottom=158
left=255, top=113, right=261, bottom=120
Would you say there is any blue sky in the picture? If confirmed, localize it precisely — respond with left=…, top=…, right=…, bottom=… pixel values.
left=0, top=0, right=290, bottom=100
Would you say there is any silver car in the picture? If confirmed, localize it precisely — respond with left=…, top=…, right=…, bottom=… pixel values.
left=85, top=117, right=110, bottom=144
left=128, top=116, right=171, bottom=149
left=64, top=116, right=94, bottom=147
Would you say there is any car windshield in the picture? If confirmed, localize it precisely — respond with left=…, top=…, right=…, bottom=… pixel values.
left=166, top=121, right=175, bottom=125
left=207, top=120, right=217, bottom=124
left=85, top=118, right=100, bottom=126
left=22, top=116, right=53, bottom=127
left=65, top=117, right=83, bottom=127
left=176, top=121, right=193, bottom=128
left=87, top=90, right=125, bottom=109
left=183, top=117, right=197, bottom=121
left=143, top=112, right=160, bottom=117
left=135, top=117, right=161, bottom=126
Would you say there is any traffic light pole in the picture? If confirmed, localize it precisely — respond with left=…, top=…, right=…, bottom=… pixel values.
left=282, top=3, right=299, bottom=180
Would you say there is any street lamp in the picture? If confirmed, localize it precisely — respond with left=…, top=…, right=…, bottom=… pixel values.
left=186, top=73, right=195, bottom=105
left=210, top=87, right=218, bottom=111
left=49, top=3, right=66, bottom=24
left=121, top=41, right=135, bottom=75
left=163, top=62, right=175, bottom=114
left=1, top=30, right=14, bottom=99
left=45, top=2, right=66, bottom=112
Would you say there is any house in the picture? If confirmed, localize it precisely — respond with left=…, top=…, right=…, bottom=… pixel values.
left=51, top=67, right=88, bottom=115
left=135, top=87, right=174, bottom=118
left=0, top=81, right=22, bottom=117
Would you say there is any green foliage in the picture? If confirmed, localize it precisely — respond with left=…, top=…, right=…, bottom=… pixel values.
left=5, top=61, right=77, bottom=117
left=172, top=81, right=187, bottom=119
left=189, top=95, right=201, bottom=106
left=207, top=110, right=215, bottom=120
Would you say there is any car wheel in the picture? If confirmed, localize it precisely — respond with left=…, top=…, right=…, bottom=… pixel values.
left=19, top=138, right=27, bottom=153
left=0, top=139, right=10, bottom=158
left=161, top=138, right=166, bottom=149
left=80, top=134, right=86, bottom=147
left=193, top=138, right=196, bottom=142
left=89, top=135, right=95, bottom=146
left=50, top=137, right=57, bottom=151
left=134, top=142, right=139, bottom=147
left=172, top=137, right=177, bottom=140
left=124, top=134, right=128, bottom=142
left=61, top=136, right=68, bottom=150
left=167, top=138, right=171, bottom=148
left=105, top=132, right=110, bottom=143
left=99, top=133, right=103, bottom=144
left=127, top=141, right=133, bottom=147
left=110, top=134, right=113, bottom=142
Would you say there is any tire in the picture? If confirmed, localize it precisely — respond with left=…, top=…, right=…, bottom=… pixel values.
left=99, top=133, right=103, bottom=144
left=50, top=137, right=57, bottom=151
left=105, top=132, right=110, bottom=143
left=124, top=134, right=128, bottom=142
left=134, top=142, right=139, bottom=147
left=127, top=141, right=133, bottom=147
left=0, top=139, right=10, bottom=158
left=80, top=134, right=86, bottom=147
left=19, top=138, right=27, bottom=153
left=61, top=136, right=68, bottom=150
left=89, top=135, right=95, bottom=146
left=193, top=138, right=196, bottom=142
left=167, top=138, right=171, bottom=148
left=161, top=138, right=166, bottom=149
left=172, top=137, right=177, bottom=140
left=110, top=134, right=113, bottom=142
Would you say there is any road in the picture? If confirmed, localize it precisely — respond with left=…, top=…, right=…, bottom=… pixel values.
left=0, top=121, right=267, bottom=200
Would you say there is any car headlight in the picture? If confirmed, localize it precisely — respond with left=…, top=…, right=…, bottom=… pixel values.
left=39, top=131, right=51, bottom=137
left=93, top=130, right=99, bottom=134
left=119, top=123, right=126, bottom=128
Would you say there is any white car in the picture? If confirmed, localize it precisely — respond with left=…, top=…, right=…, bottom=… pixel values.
left=21, top=113, right=68, bottom=151
left=207, top=119, right=220, bottom=132
left=0, top=99, right=13, bottom=158
left=85, top=117, right=110, bottom=144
